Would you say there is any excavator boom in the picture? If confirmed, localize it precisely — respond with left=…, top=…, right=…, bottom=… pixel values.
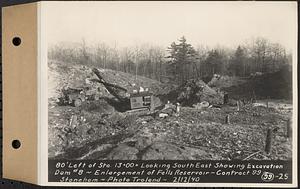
left=92, top=68, right=127, bottom=102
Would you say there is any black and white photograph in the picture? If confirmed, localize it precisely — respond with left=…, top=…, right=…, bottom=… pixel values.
left=1, top=1, right=297, bottom=187
left=44, top=1, right=297, bottom=186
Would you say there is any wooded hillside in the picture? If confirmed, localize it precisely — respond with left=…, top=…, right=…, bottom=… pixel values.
left=48, top=36, right=292, bottom=85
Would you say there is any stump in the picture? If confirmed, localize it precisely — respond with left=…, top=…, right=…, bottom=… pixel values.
left=286, top=119, right=291, bottom=138
left=265, top=128, right=273, bottom=154
left=224, top=93, right=229, bottom=104
left=225, top=115, right=230, bottom=124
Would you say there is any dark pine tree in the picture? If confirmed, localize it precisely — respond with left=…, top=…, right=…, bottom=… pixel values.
left=167, top=36, right=198, bottom=84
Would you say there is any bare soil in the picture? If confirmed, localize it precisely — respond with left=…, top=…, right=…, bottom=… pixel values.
left=48, top=60, right=293, bottom=160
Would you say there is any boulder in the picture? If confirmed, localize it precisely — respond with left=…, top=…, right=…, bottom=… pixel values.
left=141, top=142, right=210, bottom=160
left=79, top=144, right=114, bottom=160
left=141, top=142, right=186, bottom=160
left=107, top=144, right=139, bottom=160
left=193, top=101, right=210, bottom=109
left=134, top=130, right=154, bottom=150
left=159, top=113, right=169, bottom=118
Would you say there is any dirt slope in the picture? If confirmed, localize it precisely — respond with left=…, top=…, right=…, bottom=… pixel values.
left=48, top=60, right=175, bottom=101
left=222, top=68, right=292, bottom=100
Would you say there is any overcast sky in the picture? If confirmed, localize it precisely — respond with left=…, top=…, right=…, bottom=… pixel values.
left=43, top=1, right=297, bottom=51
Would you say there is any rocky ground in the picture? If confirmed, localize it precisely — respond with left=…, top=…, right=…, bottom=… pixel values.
left=48, top=60, right=293, bottom=160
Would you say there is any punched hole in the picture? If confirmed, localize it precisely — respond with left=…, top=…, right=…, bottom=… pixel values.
left=12, top=37, right=21, bottom=46
left=12, top=140, right=21, bottom=149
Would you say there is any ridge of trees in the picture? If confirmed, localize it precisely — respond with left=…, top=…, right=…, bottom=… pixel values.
left=48, top=37, right=292, bottom=85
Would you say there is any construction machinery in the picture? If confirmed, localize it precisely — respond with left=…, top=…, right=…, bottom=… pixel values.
left=129, top=91, right=155, bottom=111
left=58, top=68, right=156, bottom=111
left=92, top=68, right=155, bottom=112
left=58, top=86, right=101, bottom=107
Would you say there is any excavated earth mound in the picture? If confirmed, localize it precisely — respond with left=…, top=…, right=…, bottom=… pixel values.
left=223, top=68, right=292, bottom=100
left=176, top=79, right=224, bottom=106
